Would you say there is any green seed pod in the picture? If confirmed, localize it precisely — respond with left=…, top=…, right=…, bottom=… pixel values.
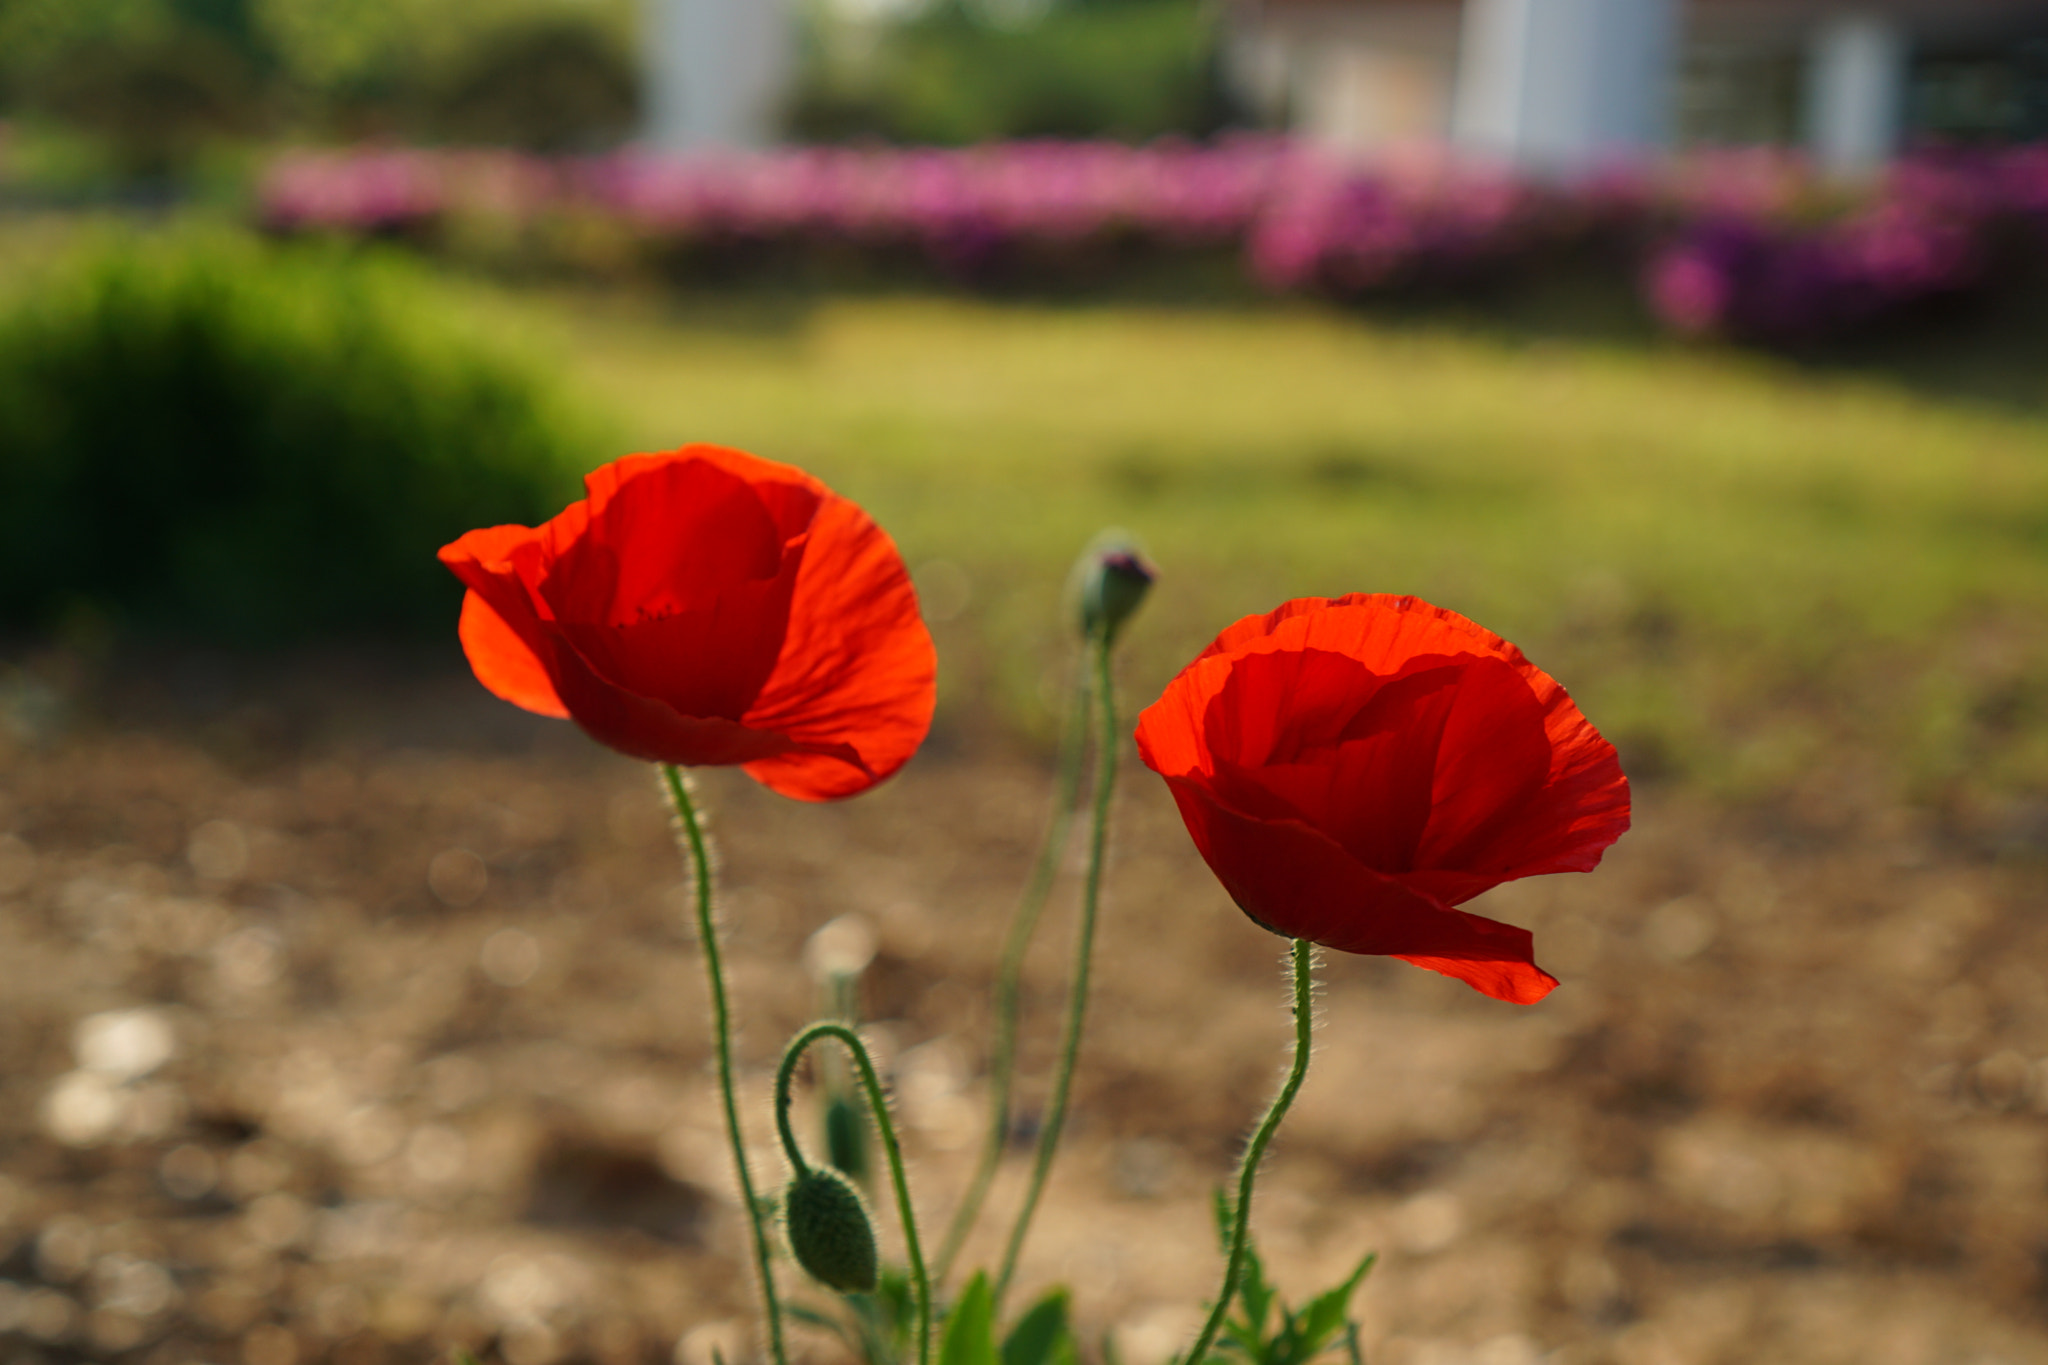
left=784, top=1167, right=878, bottom=1293
left=823, top=1091, right=870, bottom=1186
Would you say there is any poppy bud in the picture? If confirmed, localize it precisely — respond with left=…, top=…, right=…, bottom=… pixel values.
left=784, top=1167, right=879, bottom=1293
left=1074, top=534, right=1156, bottom=644
left=823, top=1092, right=870, bottom=1186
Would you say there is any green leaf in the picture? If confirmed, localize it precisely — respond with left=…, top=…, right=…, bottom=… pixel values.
left=836, top=1266, right=915, bottom=1365
left=1211, top=1187, right=1233, bottom=1252
left=1220, top=1318, right=1265, bottom=1362
left=941, top=1272, right=999, bottom=1365
left=1235, top=1239, right=1273, bottom=1338
left=846, top=1301, right=901, bottom=1365
left=1002, top=1288, right=1073, bottom=1365
left=868, top=1266, right=917, bottom=1356
left=881, top=1267, right=916, bottom=1314
left=1271, top=1303, right=1305, bottom=1365
left=787, top=1302, right=863, bottom=1355
left=1293, top=1253, right=1377, bottom=1358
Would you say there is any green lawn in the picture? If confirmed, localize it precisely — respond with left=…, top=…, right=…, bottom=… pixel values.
left=5, top=212, right=2044, bottom=821
left=511, top=286, right=2048, bottom=820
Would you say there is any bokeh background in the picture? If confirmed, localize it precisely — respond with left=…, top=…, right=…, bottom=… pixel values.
left=5, top=3, right=2048, bottom=1364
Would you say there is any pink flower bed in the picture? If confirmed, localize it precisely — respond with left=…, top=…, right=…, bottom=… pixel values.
left=259, top=140, right=2048, bottom=343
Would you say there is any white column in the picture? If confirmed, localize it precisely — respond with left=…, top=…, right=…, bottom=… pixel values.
left=1453, top=0, right=1679, bottom=174
left=643, top=0, right=795, bottom=150
left=1805, top=14, right=1908, bottom=180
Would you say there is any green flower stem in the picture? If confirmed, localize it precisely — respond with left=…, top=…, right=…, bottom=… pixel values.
left=776, top=1022, right=933, bottom=1365
left=1182, top=939, right=1319, bottom=1365
left=662, top=765, right=786, bottom=1365
left=993, top=630, right=1117, bottom=1310
left=933, top=663, right=1091, bottom=1287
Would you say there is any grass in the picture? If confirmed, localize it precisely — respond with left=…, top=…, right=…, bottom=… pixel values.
left=4, top=217, right=2044, bottom=825
left=503, top=285, right=2048, bottom=826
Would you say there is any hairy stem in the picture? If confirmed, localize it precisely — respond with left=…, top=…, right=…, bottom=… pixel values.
left=1182, top=939, right=1319, bottom=1365
left=776, top=1023, right=932, bottom=1365
left=993, top=631, right=1117, bottom=1309
left=933, top=664, right=1091, bottom=1286
left=662, top=766, right=786, bottom=1365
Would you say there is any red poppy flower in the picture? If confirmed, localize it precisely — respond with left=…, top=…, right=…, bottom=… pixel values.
left=1135, top=594, right=1629, bottom=1004
left=439, top=445, right=936, bottom=802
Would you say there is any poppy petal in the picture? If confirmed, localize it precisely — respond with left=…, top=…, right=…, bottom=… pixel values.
left=441, top=527, right=571, bottom=719
left=440, top=446, right=932, bottom=798
left=1160, top=774, right=1558, bottom=1004
left=1200, top=650, right=1470, bottom=871
left=544, top=454, right=798, bottom=623
left=456, top=589, right=569, bottom=719
left=1139, top=592, right=1625, bottom=1003
left=545, top=636, right=809, bottom=767
left=740, top=492, right=936, bottom=802
left=1390, top=948, right=1560, bottom=1007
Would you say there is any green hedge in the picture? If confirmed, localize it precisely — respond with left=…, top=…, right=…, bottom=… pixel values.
left=0, top=229, right=596, bottom=640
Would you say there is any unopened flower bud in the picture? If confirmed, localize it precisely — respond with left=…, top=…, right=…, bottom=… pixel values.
left=784, top=1167, right=878, bottom=1293
left=1074, top=533, right=1155, bottom=644
left=823, top=1092, right=870, bottom=1186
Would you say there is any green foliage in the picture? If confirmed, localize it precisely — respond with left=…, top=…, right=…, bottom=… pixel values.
left=1199, top=1191, right=1374, bottom=1365
left=0, top=0, right=637, bottom=154
left=251, top=0, right=634, bottom=113
left=0, top=0, right=180, bottom=85
left=1002, top=1288, right=1078, bottom=1365
left=792, top=0, right=1231, bottom=145
left=0, top=229, right=593, bottom=640
left=23, top=27, right=269, bottom=174
left=940, top=1273, right=998, bottom=1365
left=791, top=1270, right=1077, bottom=1365
left=423, top=12, right=638, bottom=152
left=789, top=1265, right=917, bottom=1365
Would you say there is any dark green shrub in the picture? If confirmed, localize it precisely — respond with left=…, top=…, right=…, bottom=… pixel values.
left=0, top=229, right=597, bottom=640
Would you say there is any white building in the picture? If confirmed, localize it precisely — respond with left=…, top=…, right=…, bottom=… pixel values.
left=1226, top=0, right=2048, bottom=176
left=641, top=0, right=796, bottom=150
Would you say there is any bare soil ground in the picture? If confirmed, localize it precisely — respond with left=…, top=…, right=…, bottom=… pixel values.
left=3, top=648, right=2047, bottom=1365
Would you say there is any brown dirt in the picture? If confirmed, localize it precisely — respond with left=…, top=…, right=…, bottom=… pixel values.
left=2, top=646, right=2047, bottom=1365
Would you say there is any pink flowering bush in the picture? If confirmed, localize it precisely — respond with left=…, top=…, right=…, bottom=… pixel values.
left=258, top=139, right=2048, bottom=344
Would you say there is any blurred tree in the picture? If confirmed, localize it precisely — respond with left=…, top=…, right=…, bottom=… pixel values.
left=0, top=0, right=637, bottom=151
left=250, top=0, right=634, bottom=131
left=3, top=0, right=273, bottom=176
left=427, top=13, right=639, bottom=151
left=30, top=35, right=264, bottom=175
left=245, top=0, right=409, bottom=120
left=169, top=0, right=270, bottom=60
left=790, top=0, right=1236, bottom=144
